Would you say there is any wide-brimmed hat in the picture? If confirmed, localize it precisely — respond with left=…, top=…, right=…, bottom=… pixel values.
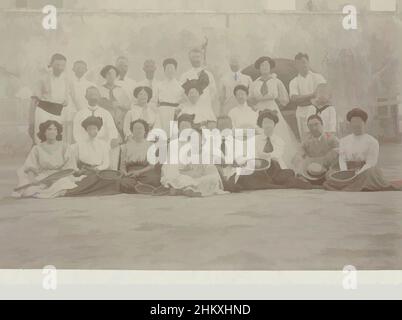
left=302, top=162, right=327, bottom=181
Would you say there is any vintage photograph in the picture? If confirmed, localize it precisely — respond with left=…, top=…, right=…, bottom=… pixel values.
left=0, top=0, right=402, bottom=271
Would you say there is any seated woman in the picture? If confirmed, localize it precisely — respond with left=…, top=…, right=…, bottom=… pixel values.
left=176, top=79, right=216, bottom=129
left=65, top=116, right=121, bottom=197
left=119, top=119, right=162, bottom=194
left=160, top=113, right=225, bottom=197
left=236, top=110, right=313, bottom=190
left=123, top=86, right=160, bottom=141
left=13, top=120, right=76, bottom=198
left=324, top=108, right=400, bottom=191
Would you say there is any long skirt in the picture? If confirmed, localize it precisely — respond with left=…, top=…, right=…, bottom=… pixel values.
left=236, top=160, right=313, bottom=190
left=324, top=167, right=399, bottom=192
left=119, top=167, right=162, bottom=194
left=65, top=173, right=121, bottom=197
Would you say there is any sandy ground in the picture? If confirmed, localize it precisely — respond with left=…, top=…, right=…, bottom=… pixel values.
left=0, top=144, right=402, bottom=270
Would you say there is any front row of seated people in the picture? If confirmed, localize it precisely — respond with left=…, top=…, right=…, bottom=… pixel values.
left=13, top=95, right=400, bottom=198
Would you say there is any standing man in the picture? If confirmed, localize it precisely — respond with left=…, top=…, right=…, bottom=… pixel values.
left=138, top=59, right=160, bottom=109
left=158, top=58, right=185, bottom=135
left=115, top=56, right=137, bottom=105
left=68, top=60, right=95, bottom=143
left=289, top=52, right=326, bottom=141
left=180, top=47, right=218, bottom=118
left=30, top=53, right=69, bottom=144
left=220, top=55, right=252, bottom=116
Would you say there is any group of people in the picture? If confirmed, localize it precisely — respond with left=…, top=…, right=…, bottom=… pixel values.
left=13, top=48, right=401, bottom=198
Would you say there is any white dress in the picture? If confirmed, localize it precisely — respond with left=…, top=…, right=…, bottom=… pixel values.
left=180, top=67, right=217, bottom=118
left=249, top=75, right=300, bottom=168
left=161, top=139, right=224, bottom=197
left=157, top=78, right=185, bottom=135
left=14, top=142, right=77, bottom=198
left=178, top=100, right=216, bottom=125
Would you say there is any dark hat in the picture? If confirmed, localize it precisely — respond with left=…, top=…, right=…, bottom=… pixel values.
left=346, top=108, right=368, bottom=122
left=254, top=56, right=276, bottom=70
left=257, top=109, right=279, bottom=127
left=233, top=84, right=249, bottom=96
left=182, top=79, right=204, bottom=95
left=163, top=58, right=178, bottom=69
left=133, top=86, right=153, bottom=102
left=100, top=65, right=120, bottom=79
left=81, top=116, right=103, bottom=130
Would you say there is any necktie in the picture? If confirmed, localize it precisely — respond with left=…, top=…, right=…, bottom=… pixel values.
left=260, top=80, right=268, bottom=96
left=234, top=73, right=238, bottom=81
left=108, top=87, right=116, bottom=103
left=263, top=137, right=274, bottom=153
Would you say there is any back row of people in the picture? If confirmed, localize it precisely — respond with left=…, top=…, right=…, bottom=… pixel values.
left=29, top=49, right=336, bottom=148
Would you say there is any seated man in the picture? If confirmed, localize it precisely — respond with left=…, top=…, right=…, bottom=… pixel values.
left=296, top=114, right=339, bottom=184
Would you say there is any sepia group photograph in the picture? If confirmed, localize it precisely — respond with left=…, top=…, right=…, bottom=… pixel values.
left=1, top=0, right=402, bottom=301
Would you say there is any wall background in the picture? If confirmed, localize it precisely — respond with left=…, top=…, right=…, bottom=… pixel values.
left=0, top=0, right=402, bottom=154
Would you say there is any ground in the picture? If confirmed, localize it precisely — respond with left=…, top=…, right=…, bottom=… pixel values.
left=0, top=144, right=402, bottom=270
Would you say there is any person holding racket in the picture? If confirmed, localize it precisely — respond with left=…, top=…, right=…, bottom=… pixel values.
left=13, top=120, right=76, bottom=198
left=236, top=109, right=313, bottom=190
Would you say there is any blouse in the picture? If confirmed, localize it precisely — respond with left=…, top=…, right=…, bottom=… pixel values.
left=74, top=137, right=110, bottom=170
left=339, top=134, right=379, bottom=173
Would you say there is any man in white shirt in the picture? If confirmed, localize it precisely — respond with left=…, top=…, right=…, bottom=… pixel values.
left=115, top=56, right=137, bottom=104
left=220, top=55, right=252, bottom=115
left=289, top=52, right=326, bottom=141
left=30, top=53, right=70, bottom=144
left=73, top=86, right=120, bottom=169
left=138, top=59, right=160, bottom=109
left=180, top=47, right=218, bottom=117
left=67, top=60, right=95, bottom=143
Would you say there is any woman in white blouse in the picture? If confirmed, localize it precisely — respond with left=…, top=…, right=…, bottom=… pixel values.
left=228, top=85, right=259, bottom=132
left=249, top=56, right=299, bottom=167
left=123, top=86, right=160, bottom=140
left=74, top=116, right=110, bottom=171
left=324, top=108, right=399, bottom=191
left=176, top=79, right=216, bottom=129
left=236, top=109, right=312, bottom=190
left=66, top=116, right=121, bottom=197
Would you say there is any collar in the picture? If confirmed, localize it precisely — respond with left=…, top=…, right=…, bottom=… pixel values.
left=87, top=105, right=99, bottom=111
left=258, top=73, right=277, bottom=81
left=103, top=83, right=119, bottom=90
left=315, top=104, right=331, bottom=114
